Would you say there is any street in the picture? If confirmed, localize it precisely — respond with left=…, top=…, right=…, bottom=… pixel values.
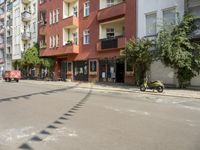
left=0, top=80, right=200, bottom=150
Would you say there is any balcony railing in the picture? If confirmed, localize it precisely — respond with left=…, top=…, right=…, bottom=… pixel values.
left=22, top=32, right=31, bottom=40
left=63, top=16, right=78, bottom=28
left=22, top=11, right=31, bottom=22
left=40, top=43, right=47, bottom=49
left=97, top=36, right=126, bottom=51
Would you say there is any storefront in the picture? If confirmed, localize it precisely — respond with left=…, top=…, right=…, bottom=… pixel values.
left=99, top=59, right=125, bottom=83
left=73, top=61, right=88, bottom=81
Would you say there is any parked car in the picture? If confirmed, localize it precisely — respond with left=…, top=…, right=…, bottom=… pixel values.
left=3, top=70, right=21, bottom=82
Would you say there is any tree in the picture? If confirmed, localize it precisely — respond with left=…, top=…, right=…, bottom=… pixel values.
left=121, top=38, right=153, bottom=85
left=157, top=14, right=200, bottom=88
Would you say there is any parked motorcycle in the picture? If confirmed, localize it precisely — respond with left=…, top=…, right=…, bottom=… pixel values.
left=140, top=78, right=164, bottom=93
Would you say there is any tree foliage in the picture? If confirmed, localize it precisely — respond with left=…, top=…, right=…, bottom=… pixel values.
left=121, top=38, right=153, bottom=85
left=157, top=14, right=200, bottom=88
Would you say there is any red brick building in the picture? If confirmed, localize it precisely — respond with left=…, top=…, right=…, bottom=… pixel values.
left=38, top=0, right=136, bottom=83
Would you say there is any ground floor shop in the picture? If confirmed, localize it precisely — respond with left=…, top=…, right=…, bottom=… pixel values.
left=53, top=58, right=135, bottom=84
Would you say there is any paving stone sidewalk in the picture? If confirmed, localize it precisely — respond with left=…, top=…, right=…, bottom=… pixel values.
left=17, top=80, right=200, bottom=99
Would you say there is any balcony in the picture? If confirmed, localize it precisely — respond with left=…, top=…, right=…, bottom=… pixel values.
left=97, top=36, right=126, bottom=51
left=22, top=32, right=31, bottom=41
left=7, top=3, right=12, bottom=12
left=40, top=44, right=79, bottom=57
left=189, top=18, right=200, bottom=40
left=0, top=28, right=5, bottom=35
left=0, top=43, right=5, bottom=49
left=97, top=2, right=126, bottom=22
left=63, top=16, right=78, bottom=28
left=22, top=11, right=31, bottom=22
left=0, top=13, right=5, bottom=20
left=22, top=0, right=31, bottom=4
left=40, top=43, right=47, bottom=49
left=7, top=20, right=12, bottom=26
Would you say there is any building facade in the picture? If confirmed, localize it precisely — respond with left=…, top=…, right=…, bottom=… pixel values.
left=137, top=0, right=185, bottom=86
left=185, top=0, right=200, bottom=86
left=39, top=0, right=136, bottom=83
left=0, top=0, right=6, bottom=76
left=2, top=0, right=38, bottom=71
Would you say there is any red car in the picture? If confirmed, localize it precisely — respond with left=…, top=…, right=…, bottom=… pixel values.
left=3, top=70, right=21, bottom=82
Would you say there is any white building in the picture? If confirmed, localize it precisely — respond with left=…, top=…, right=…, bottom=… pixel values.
left=4, top=0, right=38, bottom=70
left=137, top=0, right=185, bottom=86
left=12, top=0, right=38, bottom=60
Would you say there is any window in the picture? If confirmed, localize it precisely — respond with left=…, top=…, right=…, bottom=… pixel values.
left=56, top=35, right=59, bottom=47
left=146, top=13, right=157, bottom=36
left=107, top=0, right=114, bottom=7
left=53, top=10, right=56, bottom=23
left=90, top=60, right=97, bottom=72
left=73, top=6, right=78, bottom=17
left=84, top=1, right=90, bottom=17
left=163, top=8, right=176, bottom=30
left=32, top=3, right=36, bottom=14
left=83, top=30, right=90, bottom=45
left=67, top=62, right=72, bottom=72
left=126, top=60, right=133, bottom=72
left=53, top=36, right=55, bottom=47
left=56, top=9, right=59, bottom=22
left=73, top=32, right=78, bottom=45
left=49, top=12, right=52, bottom=24
left=49, top=36, right=52, bottom=48
left=189, top=5, right=200, bottom=17
left=32, top=22, right=36, bottom=33
left=106, top=28, right=115, bottom=39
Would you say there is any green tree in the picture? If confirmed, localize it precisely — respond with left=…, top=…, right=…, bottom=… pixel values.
left=157, top=14, right=200, bottom=88
left=121, top=38, right=153, bottom=85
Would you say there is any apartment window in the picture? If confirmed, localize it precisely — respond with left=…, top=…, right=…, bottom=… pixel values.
left=107, top=0, right=114, bottom=7
left=83, top=30, right=90, bottom=45
left=73, top=32, right=78, bottom=45
left=33, top=22, right=36, bottom=33
left=67, top=62, right=72, bottom=72
left=56, top=35, right=59, bottom=47
left=126, top=60, right=133, bottom=72
left=52, top=10, right=56, bottom=23
left=189, top=5, right=200, bottom=17
left=90, top=60, right=97, bottom=72
left=49, top=12, right=52, bottom=24
left=84, top=1, right=90, bottom=17
left=56, top=9, right=59, bottom=22
left=146, top=13, right=157, bottom=36
left=106, top=28, right=115, bottom=39
left=50, top=36, right=52, bottom=48
left=32, top=3, right=36, bottom=14
left=163, top=8, right=176, bottom=30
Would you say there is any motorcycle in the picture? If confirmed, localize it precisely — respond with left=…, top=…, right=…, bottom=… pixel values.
left=140, top=78, right=164, bottom=93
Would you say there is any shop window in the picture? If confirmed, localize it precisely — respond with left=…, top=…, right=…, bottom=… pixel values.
left=67, top=62, right=72, bottom=72
left=126, top=61, right=133, bottom=72
left=90, top=60, right=97, bottom=72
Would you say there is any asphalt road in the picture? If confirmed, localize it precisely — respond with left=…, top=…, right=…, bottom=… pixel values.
left=0, top=80, right=200, bottom=150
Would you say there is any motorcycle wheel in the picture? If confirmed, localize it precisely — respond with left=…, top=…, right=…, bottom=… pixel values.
left=157, top=86, right=164, bottom=93
left=140, top=85, right=146, bottom=92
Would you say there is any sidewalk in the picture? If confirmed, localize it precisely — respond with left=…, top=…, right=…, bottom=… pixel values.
left=20, top=80, right=200, bottom=99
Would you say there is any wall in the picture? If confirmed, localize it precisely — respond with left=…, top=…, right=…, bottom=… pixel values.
left=137, top=0, right=184, bottom=85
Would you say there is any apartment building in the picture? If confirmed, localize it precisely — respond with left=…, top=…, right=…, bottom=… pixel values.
left=0, top=0, right=6, bottom=76
left=137, top=0, right=185, bottom=86
left=185, top=0, right=200, bottom=86
left=39, top=0, right=136, bottom=83
left=3, top=0, right=38, bottom=70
